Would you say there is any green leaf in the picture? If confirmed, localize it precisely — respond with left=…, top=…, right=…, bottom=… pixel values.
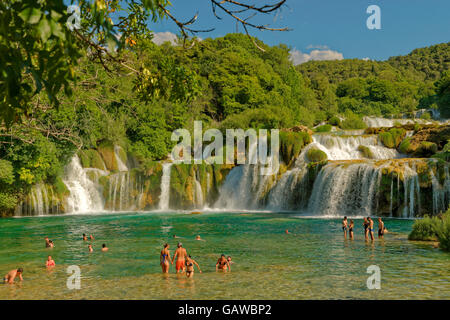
left=37, top=19, right=51, bottom=42
left=49, top=19, right=65, bottom=40
left=18, top=7, right=42, bottom=24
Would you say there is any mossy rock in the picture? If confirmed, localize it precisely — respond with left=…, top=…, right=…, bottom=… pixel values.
left=279, top=130, right=312, bottom=167
left=358, top=145, right=375, bottom=159
left=79, top=149, right=106, bottom=170
left=97, top=140, right=118, bottom=171
left=306, top=148, right=327, bottom=162
left=399, top=138, right=414, bottom=154
left=415, top=141, right=438, bottom=157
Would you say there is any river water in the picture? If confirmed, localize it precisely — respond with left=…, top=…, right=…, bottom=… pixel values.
left=0, top=211, right=449, bottom=299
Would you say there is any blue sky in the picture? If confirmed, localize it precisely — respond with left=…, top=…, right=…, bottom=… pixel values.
left=148, top=0, right=450, bottom=63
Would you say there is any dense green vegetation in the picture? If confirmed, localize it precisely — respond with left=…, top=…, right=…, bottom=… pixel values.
left=297, top=43, right=449, bottom=119
left=409, top=208, right=450, bottom=252
left=0, top=29, right=449, bottom=215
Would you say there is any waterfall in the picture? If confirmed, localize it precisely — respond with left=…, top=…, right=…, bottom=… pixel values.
left=312, top=134, right=401, bottom=160
left=193, top=176, right=204, bottom=209
left=159, top=163, right=173, bottom=210
left=307, top=162, right=383, bottom=216
left=401, top=163, right=421, bottom=218
left=63, top=156, right=104, bottom=213
left=114, top=145, right=128, bottom=171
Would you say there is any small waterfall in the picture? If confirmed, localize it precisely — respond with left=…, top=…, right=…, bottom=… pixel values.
left=114, top=145, right=128, bottom=171
left=159, top=163, right=173, bottom=210
left=363, top=117, right=433, bottom=127
left=193, top=176, right=204, bottom=208
left=389, top=177, right=394, bottom=217
left=401, top=163, right=421, bottom=218
left=430, top=168, right=450, bottom=215
left=63, top=156, right=104, bottom=213
left=312, top=134, right=401, bottom=160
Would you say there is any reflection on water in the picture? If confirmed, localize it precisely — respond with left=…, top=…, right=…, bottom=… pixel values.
left=0, top=212, right=449, bottom=299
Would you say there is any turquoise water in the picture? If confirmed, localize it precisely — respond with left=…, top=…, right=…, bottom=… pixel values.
left=0, top=211, right=449, bottom=299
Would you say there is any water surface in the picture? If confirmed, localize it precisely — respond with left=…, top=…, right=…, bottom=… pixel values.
left=0, top=211, right=449, bottom=299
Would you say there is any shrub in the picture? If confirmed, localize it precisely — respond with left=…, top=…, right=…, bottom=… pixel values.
left=314, top=124, right=332, bottom=133
left=379, top=132, right=395, bottom=148
left=358, top=145, right=375, bottom=159
left=399, top=138, right=413, bottom=154
left=339, top=112, right=367, bottom=130
left=408, top=215, right=440, bottom=241
left=307, top=148, right=327, bottom=162
left=435, top=214, right=450, bottom=251
left=328, top=116, right=341, bottom=126
left=416, top=141, right=438, bottom=156
left=0, top=192, right=18, bottom=211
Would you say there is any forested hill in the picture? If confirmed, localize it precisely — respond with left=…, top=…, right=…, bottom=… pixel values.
left=296, top=42, right=449, bottom=119
left=297, top=42, right=449, bottom=83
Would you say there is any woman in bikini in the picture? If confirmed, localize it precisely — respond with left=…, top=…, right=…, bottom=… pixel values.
left=160, top=243, right=172, bottom=273
left=216, top=254, right=231, bottom=272
left=185, top=255, right=202, bottom=278
left=363, top=217, right=369, bottom=240
left=349, top=220, right=354, bottom=240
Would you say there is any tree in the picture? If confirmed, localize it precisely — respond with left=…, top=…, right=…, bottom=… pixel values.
left=0, top=0, right=289, bottom=126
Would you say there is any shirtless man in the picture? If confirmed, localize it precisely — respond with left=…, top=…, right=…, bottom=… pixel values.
left=378, top=218, right=385, bottom=239
left=216, top=254, right=231, bottom=272
left=342, top=216, right=348, bottom=239
left=3, top=268, right=23, bottom=284
left=368, top=217, right=374, bottom=241
left=88, top=244, right=93, bottom=252
left=101, top=244, right=108, bottom=252
left=46, top=256, right=55, bottom=268
left=195, top=235, right=205, bottom=241
left=172, top=243, right=187, bottom=273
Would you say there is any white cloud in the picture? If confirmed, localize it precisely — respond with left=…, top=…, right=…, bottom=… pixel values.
left=362, top=57, right=371, bottom=61
left=290, top=48, right=344, bottom=65
left=152, top=32, right=178, bottom=45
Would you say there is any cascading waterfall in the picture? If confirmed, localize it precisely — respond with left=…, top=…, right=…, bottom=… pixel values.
left=193, top=176, right=204, bottom=208
left=307, top=162, right=383, bottom=216
left=63, top=156, right=104, bottom=213
left=312, top=134, right=401, bottom=160
left=402, top=163, right=421, bottom=218
left=159, top=163, right=173, bottom=210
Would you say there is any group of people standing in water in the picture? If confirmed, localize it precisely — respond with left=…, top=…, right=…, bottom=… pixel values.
left=160, top=241, right=233, bottom=278
left=342, top=216, right=387, bottom=240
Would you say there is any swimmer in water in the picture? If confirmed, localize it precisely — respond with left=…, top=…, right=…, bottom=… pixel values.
left=83, top=234, right=88, bottom=241
left=368, top=217, right=374, bottom=241
left=172, top=242, right=187, bottom=273
left=285, top=229, right=291, bottom=234
left=3, top=268, right=23, bottom=284
left=227, top=256, right=234, bottom=265
left=90, top=234, right=95, bottom=240
left=45, top=237, right=51, bottom=248
left=101, top=244, right=108, bottom=252
left=195, top=235, right=205, bottom=241
left=378, top=217, right=385, bottom=239
left=216, top=254, right=231, bottom=272
left=160, top=243, right=172, bottom=273
left=185, top=255, right=202, bottom=278
left=48, top=240, right=54, bottom=248
left=46, top=256, right=55, bottom=268
left=88, top=244, right=93, bottom=252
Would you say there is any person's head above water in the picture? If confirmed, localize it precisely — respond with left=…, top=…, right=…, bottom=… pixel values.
left=17, top=268, right=23, bottom=273
left=102, top=244, right=106, bottom=248
left=227, top=256, right=232, bottom=261
left=344, top=216, right=347, bottom=220
left=47, top=255, right=52, bottom=260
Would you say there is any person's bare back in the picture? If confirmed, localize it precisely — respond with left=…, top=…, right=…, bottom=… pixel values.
left=3, top=268, right=23, bottom=284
